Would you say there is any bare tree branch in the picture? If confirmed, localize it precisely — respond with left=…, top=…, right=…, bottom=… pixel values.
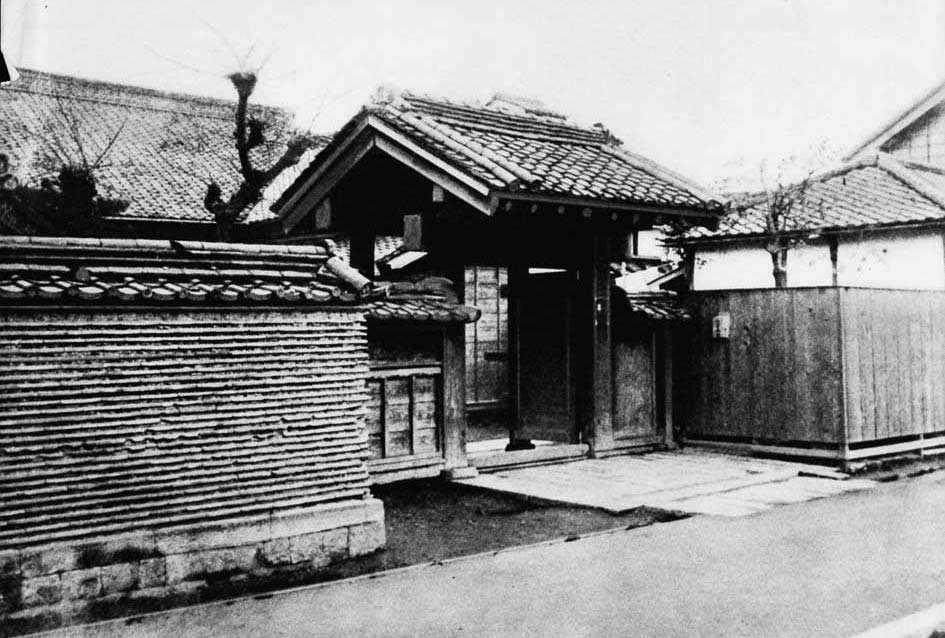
left=91, top=114, right=130, bottom=170
left=729, top=166, right=821, bottom=288
left=55, top=96, right=90, bottom=169
left=143, top=43, right=221, bottom=79
left=197, top=14, right=244, bottom=69
left=203, top=69, right=322, bottom=240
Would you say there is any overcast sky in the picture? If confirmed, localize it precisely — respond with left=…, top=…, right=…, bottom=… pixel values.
left=4, top=0, right=945, bottom=190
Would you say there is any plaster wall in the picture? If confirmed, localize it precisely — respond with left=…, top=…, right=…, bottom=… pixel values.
left=692, top=230, right=945, bottom=291
left=692, top=243, right=831, bottom=290
left=836, top=230, right=945, bottom=290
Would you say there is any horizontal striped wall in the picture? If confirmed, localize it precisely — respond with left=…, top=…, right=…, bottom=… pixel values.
left=0, top=309, right=370, bottom=551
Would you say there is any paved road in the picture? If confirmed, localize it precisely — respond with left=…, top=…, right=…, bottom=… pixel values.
left=40, top=473, right=945, bottom=638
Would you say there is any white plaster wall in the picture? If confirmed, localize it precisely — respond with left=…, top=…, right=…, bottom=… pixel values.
left=692, top=243, right=832, bottom=290
left=692, top=230, right=945, bottom=291
left=836, top=230, right=945, bottom=290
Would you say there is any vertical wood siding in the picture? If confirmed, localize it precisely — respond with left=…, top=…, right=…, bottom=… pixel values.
left=840, top=288, right=945, bottom=443
left=884, top=107, right=945, bottom=167
left=366, top=326, right=443, bottom=463
left=612, top=332, right=657, bottom=440
left=677, top=288, right=845, bottom=446
left=364, top=372, right=441, bottom=459
left=465, top=266, right=508, bottom=407
left=0, top=309, right=370, bottom=550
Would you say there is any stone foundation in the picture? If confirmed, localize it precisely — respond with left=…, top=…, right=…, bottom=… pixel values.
left=0, top=498, right=384, bottom=632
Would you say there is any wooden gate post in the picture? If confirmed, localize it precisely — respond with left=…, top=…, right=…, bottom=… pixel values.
left=506, top=262, right=527, bottom=449
left=582, top=231, right=615, bottom=456
left=442, top=323, right=471, bottom=473
left=663, top=324, right=675, bottom=448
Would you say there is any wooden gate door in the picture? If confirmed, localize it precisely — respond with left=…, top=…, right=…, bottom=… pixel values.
left=612, top=330, right=660, bottom=441
left=518, top=271, right=577, bottom=443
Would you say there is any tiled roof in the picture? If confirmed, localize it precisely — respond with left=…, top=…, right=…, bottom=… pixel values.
left=680, top=154, right=945, bottom=242
left=0, top=236, right=370, bottom=305
left=1, top=69, right=297, bottom=224
left=331, top=234, right=404, bottom=264
left=273, top=90, right=723, bottom=216
left=242, top=144, right=327, bottom=224
left=616, top=290, right=690, bottom=322
left=368, top=276, right=481, bottom=323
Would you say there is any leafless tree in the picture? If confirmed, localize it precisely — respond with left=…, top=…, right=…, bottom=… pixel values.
left=9, top=96, right=130, bottom=235
left=727, top=172, right=820, bottom=288
left=203, top=71, right=320, bottom=240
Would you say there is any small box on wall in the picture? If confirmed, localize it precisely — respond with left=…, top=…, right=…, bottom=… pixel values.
left=712, top=312, right=731, bottom=339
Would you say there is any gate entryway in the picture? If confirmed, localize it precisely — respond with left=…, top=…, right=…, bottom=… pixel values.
left=516, top=270, right=578, bottom=444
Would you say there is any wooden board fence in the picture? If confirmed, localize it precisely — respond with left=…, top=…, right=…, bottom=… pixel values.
left=839, top=288, right=945, bottom=446
left=679, top=287, right=945, bottom=463
left=677, top=288, right=844, bottom=449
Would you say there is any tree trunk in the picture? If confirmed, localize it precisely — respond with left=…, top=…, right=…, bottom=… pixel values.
left=770, top=249, right=788, bottom=288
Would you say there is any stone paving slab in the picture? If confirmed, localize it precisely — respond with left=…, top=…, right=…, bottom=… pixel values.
left=456, top=449, right=876, bottom=516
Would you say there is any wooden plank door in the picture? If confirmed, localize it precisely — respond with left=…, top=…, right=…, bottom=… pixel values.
left=517, top=271, right=577, bottom=443
left=612, top=330, right=659, bottom=440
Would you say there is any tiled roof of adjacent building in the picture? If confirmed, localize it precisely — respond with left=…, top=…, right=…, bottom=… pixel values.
left=330, top=234, right=404, bottom=265
left=678, top=154, right=945, bottom=242
left=242, top=144, right=327, bottom=224
left=368, top=277, right=481, bottom=323
left=271, top=90, right=724, bottom=219
left=611, top=260, right=690, bottom=322
left=0, top=68, right=302, bottom=225
left=616, top=291, right=691, bottom=322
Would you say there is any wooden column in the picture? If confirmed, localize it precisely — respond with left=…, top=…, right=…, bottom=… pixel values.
left=506, top=262, right=526, bottom=448
left=442, top=262, right=474, bottom=474
left=581, top=231, right=615, bottom=455
left=663, top=324, right=675, bottom=448
left=442, top=323, right=468, bottom=470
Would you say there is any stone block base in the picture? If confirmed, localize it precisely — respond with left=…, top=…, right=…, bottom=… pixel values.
left=0, top=498, right=385, bottom=633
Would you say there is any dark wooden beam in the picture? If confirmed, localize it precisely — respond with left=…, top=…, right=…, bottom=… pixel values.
left=662, top=325, right=675, bottom=447
left=579, top=231, right=615, bottom=455
left=506, top=262, right=526, bottom=447
left=442, top=323, right=468, bottom=470
left=496, top=192, right=719, bottom=223
left=350, top=229, right=375, bottom=278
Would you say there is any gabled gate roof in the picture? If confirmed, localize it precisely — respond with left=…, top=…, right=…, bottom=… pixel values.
left=270, top=90, right=724, bottom=230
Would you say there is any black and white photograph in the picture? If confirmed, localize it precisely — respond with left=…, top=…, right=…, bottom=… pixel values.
left=2, top=1, right=945, bottom=636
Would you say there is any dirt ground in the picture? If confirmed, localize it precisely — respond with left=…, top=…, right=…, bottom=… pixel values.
left=311, top=479, right=684, bottom=582
left=359, top=478, right=684, bottom=570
